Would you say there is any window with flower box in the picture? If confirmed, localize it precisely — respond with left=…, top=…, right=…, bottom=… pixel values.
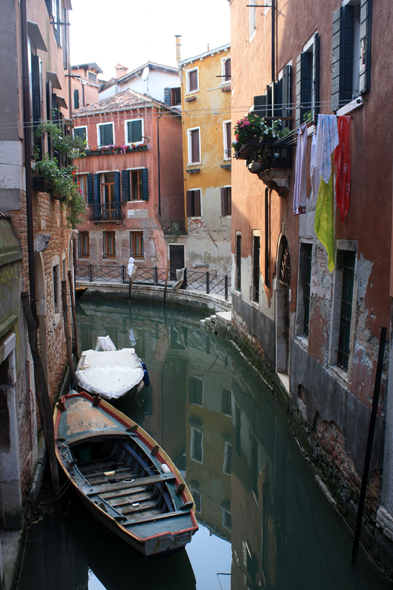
left=97, top=122, right=114, bottom=146
left=186, top=68, right=199, bottom=93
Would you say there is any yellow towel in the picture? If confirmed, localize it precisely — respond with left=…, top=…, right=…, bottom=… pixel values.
left=314, top=167, right=335, bottom=273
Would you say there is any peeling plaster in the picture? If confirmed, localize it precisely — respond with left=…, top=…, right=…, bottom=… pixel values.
left=357, top=253, right=373, bottom=301
left=310, top=245, right=332, bottom=301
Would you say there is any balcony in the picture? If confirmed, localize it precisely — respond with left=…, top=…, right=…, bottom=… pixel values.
left=89, top=203, right=124, bottom=222
left=235, top=138, right=291, bottom=196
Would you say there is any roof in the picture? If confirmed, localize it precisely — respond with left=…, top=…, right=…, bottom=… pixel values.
left=72, top=63, right=103, bottom=74
left=179, top=43, right=231, bottom=67
left=72, top=88, right=175, bottom=116
left=99, top=61, right=179, bottom=92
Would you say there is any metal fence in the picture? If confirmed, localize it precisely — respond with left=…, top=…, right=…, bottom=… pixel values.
left=75, top=264, right=231, bottom=299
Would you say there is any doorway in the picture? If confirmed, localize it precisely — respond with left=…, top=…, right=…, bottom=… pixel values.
left=169, top=245, right=185, bottom=280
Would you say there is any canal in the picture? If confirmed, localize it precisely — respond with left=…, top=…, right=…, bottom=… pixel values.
left=17, top=297, right=391, bottom=589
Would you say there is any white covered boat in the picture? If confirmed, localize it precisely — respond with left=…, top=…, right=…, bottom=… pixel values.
left=76, top=336, right=146, bottom=401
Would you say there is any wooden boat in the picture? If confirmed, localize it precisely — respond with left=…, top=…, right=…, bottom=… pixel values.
left=76, top=336, right=147, bottom=401
left=54, top=390, right=198, bottom=557
left=75, top=286, right=88, bottom=300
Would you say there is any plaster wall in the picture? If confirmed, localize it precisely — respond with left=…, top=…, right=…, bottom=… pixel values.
left=99, top=70, right=180, bottom=103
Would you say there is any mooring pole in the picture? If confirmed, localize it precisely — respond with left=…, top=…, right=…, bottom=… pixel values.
left=163, top=261, right=169, bottom=309
left=62, top=281, right=75, bottom=385
left=68, top=270, right=80, bottom=362
left=351, top=326, right=387, bottom=562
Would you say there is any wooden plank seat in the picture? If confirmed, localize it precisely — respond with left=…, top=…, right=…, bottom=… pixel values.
left=78, top=459, right=126, bottom=474
left=84, top=468, right=138, bottom=485
left=121, top=499, right=161, bottom=516
left=123, top=509, right=192, bottom=528
left=86, top=473, right=176, bottom=497
left=109, top=490, right=158, bottom=508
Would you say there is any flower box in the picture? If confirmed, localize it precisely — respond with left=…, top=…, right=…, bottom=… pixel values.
left=85, top=144, right=150, bottom=157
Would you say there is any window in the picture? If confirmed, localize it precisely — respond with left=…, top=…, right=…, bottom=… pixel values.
left=303, top=244, right=312, bottom=337
left=222, top=388, right=231, bottom=416
left=74, top=126, right=87, bottom=142
left=77, top=174, right=88, bottom=202
left=88, top=71, right=97, bottom=82
left=252, top=235, right=260, bottom=303
left=221, top=57, right=231, bottom=83
left=221, top=187, right=231, bottom=217
left=236, top=234, right=241, bottom=292
left=337, top=250, right=356, bottom=370
left=223, top=121, right=231, bottom=160
left=122, top=168, right=148, bottom=202
left=31, top=55, right=43, bottom=159
left=53, top=264, right=60, bottom=313
left=186, top=189, right=201, bottom=217
left=187, top=128, right=200, bottom=164
left=78, top=232, right=89, bottom=258
left=101, top=172, right=115, bottom=205
left=223, top=440, right=232, bottom=475
left=222, top=506, right=232, bottom=530
left=189, top=376, right=203, bottom=405
left=249, top=3, right=257, bottom=39
left=278, top=63, right=293, bottom=128
left=331, top=0, right=371, bottom=111
left=103, top=231, right=116, bottom=259
left=171, top=87, right=181, bottom=105
left=186, top=68, right=198, bottom=93
left=125, top=119, right=143, bottom=144
left=296, top=33, right=319, bottom=126
left=97, top=122, right=114, bottom=146
left=130, top=231, right=144, bottom=260
left=191, top=427, right=203, bottom=463
left=73, top=89, right=79, bottom=110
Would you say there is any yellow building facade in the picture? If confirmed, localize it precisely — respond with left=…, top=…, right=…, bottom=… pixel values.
left=179, top=44, right=232, bottom=275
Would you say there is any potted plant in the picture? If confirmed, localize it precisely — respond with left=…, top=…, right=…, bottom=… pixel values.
left=232, top=113, right=290, bottom=167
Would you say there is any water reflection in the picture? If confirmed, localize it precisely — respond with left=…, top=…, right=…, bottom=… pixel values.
left=18, top=298, right=391, bottom=589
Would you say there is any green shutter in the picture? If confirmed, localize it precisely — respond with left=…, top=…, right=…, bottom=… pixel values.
left=359, top=0, right=372, bottom=94
left=342, top=5, right=355, bottom=102
left=94, top=173, right=101, bottom=204
left=100, top=124, right=113, bottom=146
left=254, top=95, right=267, bottom=118
left=74, top=89, right=79, bottom=110
left=300, top=51, right=312, bottom=123
left=121, top=170, right=130, bottom=202
left=282, top=65, right=292, bottom=128
left=115, top=171, right=120, bottom=203
left=274, top=79, right=282, bottom=118
left=87, top=173, right=94, bottom=204
left=141, top=168, right=148, bottom=201
left=331, top=8, right=342, bottom=112
left=296, top=53, right=302, bottom=127
left=313, top=33, right=320, bottom=118
left=127, top=120, right=142, bottom=143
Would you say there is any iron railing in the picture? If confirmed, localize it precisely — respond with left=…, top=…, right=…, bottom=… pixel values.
left=88, top=203, right=124, bottom=222
left=75, top=264, right=231, bottom=299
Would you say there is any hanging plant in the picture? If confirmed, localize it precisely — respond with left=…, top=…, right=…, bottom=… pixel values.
left=232, top=114, right=290, bottom=163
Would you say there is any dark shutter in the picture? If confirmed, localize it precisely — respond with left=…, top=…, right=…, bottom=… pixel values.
left=121, top=170, right=130, bottom=202
left=164, top=88, right=171, bottom=107
left=359, top=0, right=372, bottom=94
left=189, top=70, right=198, bottom=91
left=342, top=6, right=355, bottom=102
left=254, top=95, right=267, bottom=118
left=87, top=173, right=94, bottom=204
left=266, top=84, right=272, bottom=123
left=103, top=232, right=107, bottom=259
left=74, top=89, right=79, bottom=110
left=141, top=168, right=148, bottom=201
left=94, top=173, right=101, bottom=204
left=300, top=51, right=312, bottom=123
left=31, top=56, right=41, bottom=123
left=127, top=120, right=142, bottom=143
left=296, top=53, right=302, bottom=127
left=227, top=187, right=232, bottom=215
left=282, top=65, right=292, bottom=128
left=194, top=190, right=201, bottom=217
left=331, top=8, right=342, bottom=112
left=225, top=58, right=231, bottom=81
left=45, top=0, right=52, bottom=14
left=191, top=129, right=199, bottom=163
left=313, top=33, right=320, bottom=117
left=186, top=191, right=193, bottom=217
left=100, top=124, right=113, bottom=146
left=115, top=171, right=120, bottom=203
left=226, top=122, right=231, bottom=158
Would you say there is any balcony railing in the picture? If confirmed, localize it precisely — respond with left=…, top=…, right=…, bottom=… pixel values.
left=89, top=203, right=124, bottom=222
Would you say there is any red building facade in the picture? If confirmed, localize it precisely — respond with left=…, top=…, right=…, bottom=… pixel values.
left=72, top=89, right=184, bottom=273
left=230, top=0, right=393, bottom=570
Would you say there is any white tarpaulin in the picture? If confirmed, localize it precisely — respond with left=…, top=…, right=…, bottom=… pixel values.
left=127, top=257, right=137, bottom=279
left=76, top=347, right=144, bottom=400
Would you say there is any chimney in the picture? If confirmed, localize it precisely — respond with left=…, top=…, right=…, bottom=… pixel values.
left=114, top=64, right=128, bottom=79
left=207, top=43, right=210, bottom=51
left=175, top=35, right=182, bottom=64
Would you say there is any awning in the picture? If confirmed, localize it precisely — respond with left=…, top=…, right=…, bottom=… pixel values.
left=46, top=71, right=61, bottom=90
left=55, top=96, right=68, bottom=109
left=27, top=22, right=47, bottom=52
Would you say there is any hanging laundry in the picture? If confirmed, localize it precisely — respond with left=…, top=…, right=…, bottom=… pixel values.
left=315, top=157, right=335, bottom=273
left=310, top=133, right=320, bottom=201
left=293, top=123, right=308, bottom=215
left=335, top=115, right=352, bottom=223
left=314, top=114, right=339, bottom=183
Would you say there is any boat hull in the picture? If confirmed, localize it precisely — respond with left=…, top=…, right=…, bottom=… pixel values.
left=54, top=391, right=198, bottom=557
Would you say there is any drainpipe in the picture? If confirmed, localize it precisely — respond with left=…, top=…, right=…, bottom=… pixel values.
left=157, top=107, right=162, bottom=218
left=20, top=0, right=37, bottom=319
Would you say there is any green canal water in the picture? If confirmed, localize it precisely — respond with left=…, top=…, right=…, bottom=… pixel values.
left=17, top=298, right=392, bottom=589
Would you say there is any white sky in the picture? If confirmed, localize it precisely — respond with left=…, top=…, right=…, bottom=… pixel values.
left=69, top=0, right=231, bottom=81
